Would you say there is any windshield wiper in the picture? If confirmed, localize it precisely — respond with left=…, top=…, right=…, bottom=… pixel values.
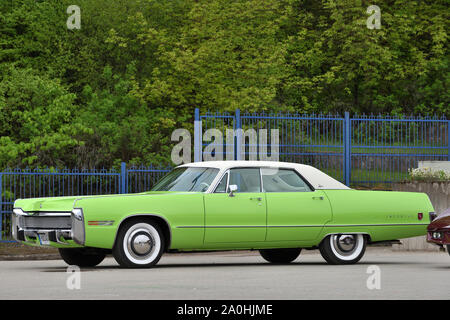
left=188, top=170, right=207, bottom=191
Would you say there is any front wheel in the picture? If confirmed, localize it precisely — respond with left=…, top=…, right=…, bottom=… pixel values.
left=259, top=248, right=301, bottom=264
left=113, top=220, right=165, bottom=268
left=447, top=245, right=450, bottom=257
left=319, top=234, right=366, bottom=265
left=58, top=248, right=105, bottom=267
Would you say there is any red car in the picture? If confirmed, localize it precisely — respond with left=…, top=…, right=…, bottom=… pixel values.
left=427, top=208, right=450, bottom=255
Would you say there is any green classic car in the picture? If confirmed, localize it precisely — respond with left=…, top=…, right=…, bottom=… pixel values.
left=12, top=161, right=434, bottom=267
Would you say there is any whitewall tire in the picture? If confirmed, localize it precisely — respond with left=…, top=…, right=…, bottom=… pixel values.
left=319, top=234, right=366, bottom=265
left=113, top=220, right=164, bottom=268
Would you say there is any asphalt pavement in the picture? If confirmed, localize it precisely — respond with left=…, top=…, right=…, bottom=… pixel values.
left=0, top=248, right=448, bottom=300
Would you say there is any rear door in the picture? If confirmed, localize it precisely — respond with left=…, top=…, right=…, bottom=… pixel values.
left=204, top=168, right=267, bottom=243
left=262, top=168, right=332, bottom=241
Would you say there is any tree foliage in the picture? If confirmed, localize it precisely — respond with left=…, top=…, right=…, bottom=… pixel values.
left=0, top=0, right=448, bottom=168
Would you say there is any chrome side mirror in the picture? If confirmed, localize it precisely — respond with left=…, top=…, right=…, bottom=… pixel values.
left=228, top=184, right=238, bottom=197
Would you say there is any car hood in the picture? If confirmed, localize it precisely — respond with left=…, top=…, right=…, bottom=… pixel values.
left=427, top=207, right=450, bottom=231
left=13, top=191, right=191, bottom=212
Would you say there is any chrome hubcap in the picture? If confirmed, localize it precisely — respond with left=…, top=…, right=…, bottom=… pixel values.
left=125, top=227, right=157, bottom=261
left=332, top=234, right=358, bottom=256
left=131, top=234, right=153, bottom=255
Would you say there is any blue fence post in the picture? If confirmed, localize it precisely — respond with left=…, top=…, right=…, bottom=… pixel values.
left=120, top=162, right=127, bottom=194
left=194, top=108, right=202, bottom=162
left=448, top=120, right=450, bottom=161
left=235, top=109, right=242, bottom=160
left=344, top=112, right=351, bottom=186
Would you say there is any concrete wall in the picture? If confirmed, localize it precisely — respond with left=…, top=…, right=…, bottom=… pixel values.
left=392, top=181, right=450, bottom=251
left=418, top=161, right=450, bottom=172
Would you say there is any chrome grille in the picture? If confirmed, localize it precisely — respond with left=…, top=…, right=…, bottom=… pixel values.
left=22, top=216, right=72, bottom=230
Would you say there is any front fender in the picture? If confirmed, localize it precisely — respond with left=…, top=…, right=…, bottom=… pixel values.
left=74, top=193, right=205, bottom=249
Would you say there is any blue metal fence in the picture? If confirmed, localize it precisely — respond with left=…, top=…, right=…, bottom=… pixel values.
left=1, top=109, right=449, bottom=242
left=350, top=115, right=449, bottom=184
left=194, top=109, right=449, bottom=186
left=126, top=165, right=173, bottom=194
left=0, top=164, right=171, bottom=242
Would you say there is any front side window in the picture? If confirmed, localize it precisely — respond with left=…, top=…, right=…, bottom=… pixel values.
left=151, top=167, right=219, bottom=192
left=228, top=168, right=261, bottom=193
left=261, top=168, right=311, bottom=192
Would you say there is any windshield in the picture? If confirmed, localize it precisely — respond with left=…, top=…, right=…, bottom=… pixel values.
left=151, top=167, right=219, bottom=192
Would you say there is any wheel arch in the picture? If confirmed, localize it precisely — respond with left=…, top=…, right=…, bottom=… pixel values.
left=319, top=232, right=372, bottom=246
left=114, top=214, right=172, bottom=252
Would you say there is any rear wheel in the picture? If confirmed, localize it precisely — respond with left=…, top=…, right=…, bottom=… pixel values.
left=259, top=248, right=301, bottom=264
left=319, top=234, right=366, bottom=265
left=447, top=245, right=450, bottom=256
left=58, top=248, right=105, bottom=267
left=113, top=220, right=164, bottom=268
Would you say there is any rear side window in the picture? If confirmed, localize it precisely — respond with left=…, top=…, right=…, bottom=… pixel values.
left=261, top=168, right=311, bottom=192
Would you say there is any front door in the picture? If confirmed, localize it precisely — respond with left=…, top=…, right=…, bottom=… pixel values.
left=204, top=168, right=266, bottom=243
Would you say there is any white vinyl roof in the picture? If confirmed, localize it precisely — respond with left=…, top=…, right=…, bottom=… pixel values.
left=179, top=161, right=350, bottom=190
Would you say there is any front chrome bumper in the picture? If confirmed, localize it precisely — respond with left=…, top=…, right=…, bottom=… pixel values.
left=12, top=208, right=85, bottom=246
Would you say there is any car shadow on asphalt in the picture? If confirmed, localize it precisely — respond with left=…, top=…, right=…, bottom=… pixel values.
left=430, top=265, right=450, bottom=270
left=35, top=260, right=426, bottom=272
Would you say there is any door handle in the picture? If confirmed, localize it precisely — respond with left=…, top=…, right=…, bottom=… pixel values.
left=312, top=196, right=324, bottom=200
left=249, top=197, right=262, bottom=201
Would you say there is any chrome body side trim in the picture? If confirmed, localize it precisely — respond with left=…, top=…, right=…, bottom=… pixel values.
left=176, top=223, right=429, bottom=229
